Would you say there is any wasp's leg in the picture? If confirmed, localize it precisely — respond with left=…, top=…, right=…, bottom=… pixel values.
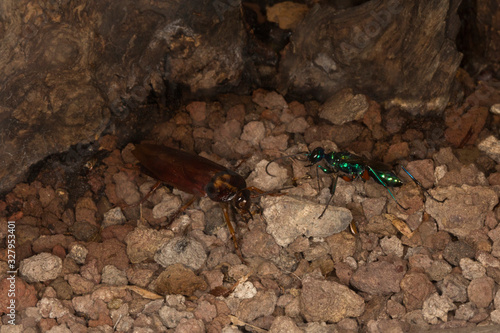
left=318, top=174, right=339, bottom=219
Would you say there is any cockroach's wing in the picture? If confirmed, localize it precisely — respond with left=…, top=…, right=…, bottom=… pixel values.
left=132, top=144, right=228, bottom=197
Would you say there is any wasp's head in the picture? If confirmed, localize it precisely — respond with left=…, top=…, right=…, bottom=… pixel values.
left=308, top=147, right=325, bottom=164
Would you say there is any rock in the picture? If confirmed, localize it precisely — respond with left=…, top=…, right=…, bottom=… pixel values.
left=126, top=264, right=156, bottom=288
left=80, top=259, right=100, bottom=284
left=286, top=117, right=309, bottom=134
left=408, top=253, right=433, bottom=271
left=260, top=134, right=289, bottom=151
left=400, top=273, right=436, bottom=311
left=386, top=299, right=406, bottom=319
left=166, top=294, right=187, bottom=311
left=279, top=1, right=461, bottom=116
left=0, top=277, right=37, bottom=313
left=367, top=319, right=405, bottom=332
left=478, top=135, right=500, bottom=163
left=380, top=236, right=404, bottom=257
left=361, top=197, right=387, bottom=221
left=363, top=215, right=398, bottom=236
left=67, top=243, right=88, bottom=265
left=154, top=236, right=207, bottom=270
left=443, top=241, right=475, bottom=266
left=425, top=185, right=498, bottom=237
left=445, top=106, right=489, bottom=147
left=125, top=227, right=173, bottom=264
left=86, top=238, right=129, bottom=271
left=32, top=234, right=75, bottom=254
left=241, top=229, right=280, bottom=259
left=72, top=294, right=110, bottom=321
left=186, top=101, right=207, bottom=124
left=437, top=164, right=488, bottom=187
left=232, top=281, right=258, bottom=300
left=326, top=232, right=357, bottom=263
left=113, top=172, right=141, bottom=206
left=383, top=142, right=410, bottom=164
left=269, top=316, right=302, bottom=333
left=300, top=272, right=364, bottom=323
left=404, top=160, right=439, bottom=189
left=468, top=276, right=495, bottom=308
left=454, top=302, right=477, bottom=321
left=350, top=260, right=405, bottom=295
left=193, top=300, right=217, bottom=323
left=175, top=318, right=205, bottom=333
left=219, top=119, right=242, bottom=141
left=422, top=293, right=456, bottom=324
left=235, top=290, right=278, bottom=322
left=246, top=160, right=289, bottom=193
left=154, top=263, right=207, bottom=296
left=20, top=253, right=62, bottom=283
left=425, top=259, right=452, bottom=281
left=227, top=103, right=246, bottom=123
left=252, top=89, right=287, bottom=110
left=152, top=195, right=183, bottom=219
left=66, top=274, right=95, bottom=295
left=492, top=310, right=500, bottom=325
left=37, top=297, right=70, bottom=319
left=158, top=305, right=194, bottom=329
left=102, top=207, right=127, bottom=228
left=241, top=121, right=266, bottom=146
left=318, top=89, right=369, bottom=125
left=266, top=2, right=309, bottom=30
left=101, top=265, right=128, bottom=286
left=38, top=186, right=56, bottom=208
left=460, top=258, right=486, bottom=280
left=262, top=196, right=352, bottom=247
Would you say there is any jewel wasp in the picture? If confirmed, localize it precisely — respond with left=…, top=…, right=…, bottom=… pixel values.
left=266, top=146, right=446, bottom=219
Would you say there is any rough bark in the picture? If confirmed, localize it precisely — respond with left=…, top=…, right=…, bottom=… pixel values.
left=459, top=0, right=500, bottom=75
left=278, top=0, right=463, bottom=114
left=0, top=0, right=245, bottom=193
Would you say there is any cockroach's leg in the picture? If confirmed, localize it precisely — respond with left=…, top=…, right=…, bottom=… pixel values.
left=221, top=203, right=238, bottom=249
left=220, top=202, right=245, bottom=261
left=121, top=180, right=162, bottom=209
left=168, top=196, right=197, bottom=224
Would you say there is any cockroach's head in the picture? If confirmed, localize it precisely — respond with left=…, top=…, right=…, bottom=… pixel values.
left=233, top=188, right=252, bottom=218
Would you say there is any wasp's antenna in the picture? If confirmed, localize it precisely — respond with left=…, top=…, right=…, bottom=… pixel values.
left=400, top=165, right=447, bottom=203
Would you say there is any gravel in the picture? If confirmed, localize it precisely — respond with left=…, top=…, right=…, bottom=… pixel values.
left=2, top=86, right=500, bottom=332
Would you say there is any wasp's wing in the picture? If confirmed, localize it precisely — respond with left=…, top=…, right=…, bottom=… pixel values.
left=367, top=160, right=395, bottom=172
left=366, top=160, right=402, bottom=187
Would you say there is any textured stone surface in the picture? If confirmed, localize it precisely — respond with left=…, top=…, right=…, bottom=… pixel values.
left=300, top=272, right=364, bottom=323
left=19, top=253, right=62, bottom=283
left=262, top=196, right=352, bottom=247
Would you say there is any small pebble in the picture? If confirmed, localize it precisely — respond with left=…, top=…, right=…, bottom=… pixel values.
left=20, top=253, right=63, bottom=283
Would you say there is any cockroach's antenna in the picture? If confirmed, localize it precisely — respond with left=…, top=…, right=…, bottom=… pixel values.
left=265, top=152, right=309, bottom=176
